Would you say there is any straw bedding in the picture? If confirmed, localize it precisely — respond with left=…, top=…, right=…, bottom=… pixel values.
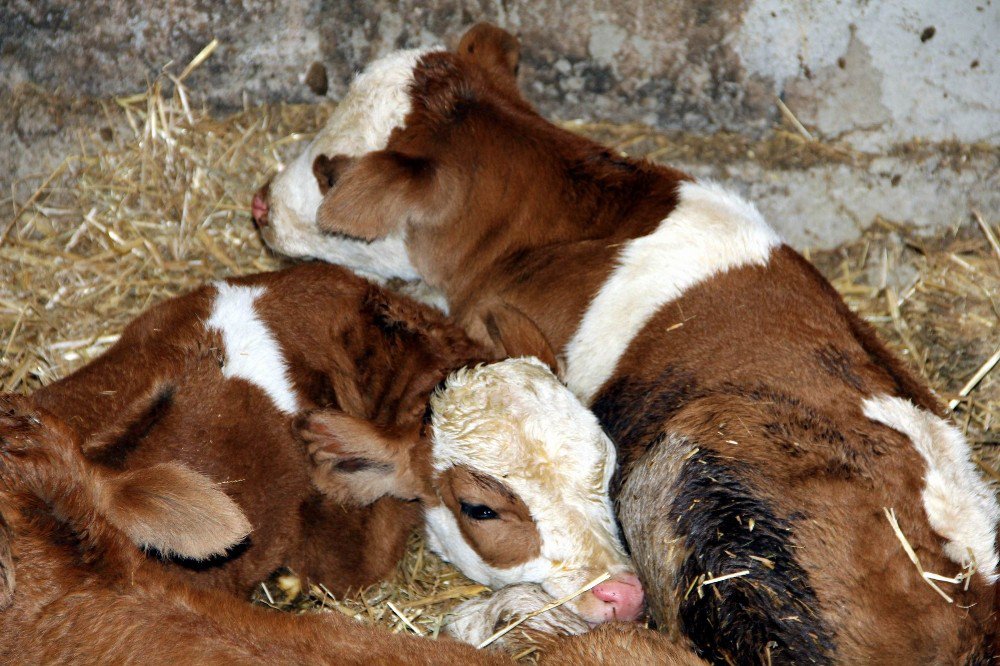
left=1, top=59, right=997, bottom=645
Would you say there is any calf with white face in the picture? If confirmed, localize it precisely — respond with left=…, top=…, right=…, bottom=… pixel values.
left=251, top=48, right=435, bottom=280
left=303, top=357, right=644, bottom=641
left=428, top=358, right=642, bottom=627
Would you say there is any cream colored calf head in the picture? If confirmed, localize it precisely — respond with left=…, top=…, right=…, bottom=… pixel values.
left=425, top=357, right=644, bottom=624
left=260, top=47, right=440, bottom=278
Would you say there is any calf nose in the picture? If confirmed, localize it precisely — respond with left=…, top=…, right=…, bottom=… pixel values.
left=251, top=184, right=270, bottom=228
left=591, top=573, right=644, bottom=621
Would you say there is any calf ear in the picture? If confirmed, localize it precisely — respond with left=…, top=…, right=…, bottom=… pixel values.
left=104, top=462, right=252, bottom=560
left=469, top=303, right=560, bottom=374
left=312, top=154, right=354, bottom=195
left=297, top=409, right=431, bottom=505
left=316, top=150, right=435, bottom=241
left=0, top=514, right=14, bottom=610
left=457, top=23, right=521, bottom=81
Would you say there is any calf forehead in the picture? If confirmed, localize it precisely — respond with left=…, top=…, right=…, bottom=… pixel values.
left=315, top=47, right=438, bottom=157
left=431, top=359, right=613, bottom=501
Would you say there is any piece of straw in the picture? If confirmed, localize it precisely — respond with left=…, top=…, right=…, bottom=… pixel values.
left=972, top=210, right=1000, bottom=266
left=477, top=572, right=612, bottom=649
left=949, top=347, right=1000, bottom=411
left=776, top=98, right=814, bottom=141
left=701, top=570, right=751, bottom=586
left=387, top=601, right=424, bottom=636
left=883, top=507, right=954, bottom=603
left=178, top=39, right=219, bottom=82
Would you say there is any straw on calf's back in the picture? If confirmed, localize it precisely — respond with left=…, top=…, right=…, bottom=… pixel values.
left=0, top=394, right=509, bottom=665
left=262, top=23, right=1000, bottom=663
left=31, top=262, right=485, bottom=596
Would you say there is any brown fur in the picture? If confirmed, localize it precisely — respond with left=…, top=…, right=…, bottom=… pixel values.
left=309, top=24, right=998, bottom=663
left=312, top=154, right=354, bottom=195
left=437, top=465, right=542, bottom=569
left=32, top=263, right=488, bottom=597
left=532, top=623, right=707, bottom=666
left=297, top=409, right=432, bottom=505
left=0, top=394, right=509, bottom=665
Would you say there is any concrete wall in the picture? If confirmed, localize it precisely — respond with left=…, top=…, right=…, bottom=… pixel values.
left=4, top=0, right=997, bottom=147
left=3, top=0, right=997, bottom=247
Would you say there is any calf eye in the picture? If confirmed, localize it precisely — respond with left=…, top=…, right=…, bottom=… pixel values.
left=459, top=501, right=499, bottom=521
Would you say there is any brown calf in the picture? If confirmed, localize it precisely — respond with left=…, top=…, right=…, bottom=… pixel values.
left=32, top=262, right=485, bottom=596
left=0, top=393, right=508, bottom=665
left=262, top=24, right=1000, bottom=664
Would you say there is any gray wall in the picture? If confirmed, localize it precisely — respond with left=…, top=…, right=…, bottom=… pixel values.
left=4, top=0, right=997, bottom=148
left=3, top=1, right=997, bottom=248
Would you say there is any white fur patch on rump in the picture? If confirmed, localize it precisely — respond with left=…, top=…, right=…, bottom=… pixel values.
left=563, top=180, right=782, bottom=404
left=206, top=282, right=299, bottom=414
left=863, top=395, right=1000, bottom=581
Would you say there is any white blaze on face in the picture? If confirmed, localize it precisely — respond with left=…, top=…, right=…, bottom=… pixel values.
left=424, top=357, right=631, bottom=603
left=563, top=180, right=782, bottom=404
left=265, top=47, right=442, bottom=279
left=863, top=395, right=1000, bottom=581
left=206, top=281, right=299, bottom=414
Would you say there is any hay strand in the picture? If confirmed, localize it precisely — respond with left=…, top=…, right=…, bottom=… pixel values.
left=776, top=97, right=815, bottom=141
left=701, top=570, right=751, bottom=586
left=883, top=507, right=956, bottom=603
left=476, top=572, right=612, bottom=649
left=178, top=38, right=220, bottom=82
left=949, top=348, right=1000, bottom=412
left=972, top=210, right=1000, bottom=266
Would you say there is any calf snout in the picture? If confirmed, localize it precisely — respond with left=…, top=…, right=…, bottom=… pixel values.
left=251, top=184, right=270, bottom=228
left=588, top=573, right=645, bottom=622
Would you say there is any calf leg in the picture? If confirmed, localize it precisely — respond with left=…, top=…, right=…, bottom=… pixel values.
left=617, top=435, right=834, bottom=665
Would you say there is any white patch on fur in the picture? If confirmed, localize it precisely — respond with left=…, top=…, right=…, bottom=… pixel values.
left=206, top=282, right=299, bottom=414
left=563, top=180, right=782, bottom=404
left=426, top=358, right=631, bottom=616
left=863, top=395, right=1000, bottom=581
left=265, top=47, right=441, bottom=279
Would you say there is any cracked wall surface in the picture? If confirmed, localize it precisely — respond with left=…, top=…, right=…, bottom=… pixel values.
left=4, top=0, right=996, bottom=146
left=2, top=0, right=997, bottom=247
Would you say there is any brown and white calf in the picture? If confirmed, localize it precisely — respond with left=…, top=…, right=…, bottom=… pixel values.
left=31, top=262, right=640, bottom=629
left=31, top=262, right=473, bottom=597
left=310, top=357, right=644, bottom=638
left=259, top=24, right=1000, bottom=663
left=0, top=393, right=511, bottom=665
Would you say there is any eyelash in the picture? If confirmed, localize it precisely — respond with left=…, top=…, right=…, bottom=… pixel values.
left=459, top=501, right=499, bottom=521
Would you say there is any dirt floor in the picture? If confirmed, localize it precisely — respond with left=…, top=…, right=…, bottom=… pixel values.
left=1, top=74, right=998, bottom=648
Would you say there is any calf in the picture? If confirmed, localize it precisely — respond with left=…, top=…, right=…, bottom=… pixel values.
left=33, top=262, right=641, bottom=637
left=303, top=357, right=643, bottom=634
left=32, top=262, right=476, bottom=597
left=0, top=393, right=508, bottom=664
left=260, top=24, right=1000, bottom=663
